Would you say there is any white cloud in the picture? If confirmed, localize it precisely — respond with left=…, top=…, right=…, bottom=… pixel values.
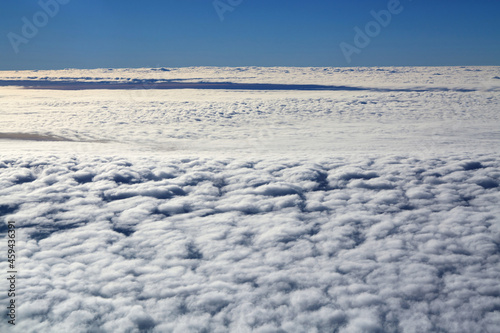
left=0, top=153, right=499, bottom=332
left=0, top=66, right=499, bottom=332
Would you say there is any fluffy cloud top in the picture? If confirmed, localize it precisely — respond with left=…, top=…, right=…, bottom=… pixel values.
left=1, top=153, right=499, bottom=332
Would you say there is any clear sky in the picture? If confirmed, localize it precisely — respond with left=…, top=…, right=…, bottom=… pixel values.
left=1, top=0, right=499, bottom=70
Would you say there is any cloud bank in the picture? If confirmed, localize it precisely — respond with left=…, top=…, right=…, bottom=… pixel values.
left=1, top=153, right=499, bottom=332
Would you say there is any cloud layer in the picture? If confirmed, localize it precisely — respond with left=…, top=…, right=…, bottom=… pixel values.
left=1, top=153, right=499, bottom=332
left=1, top=66, right=499, bottom=156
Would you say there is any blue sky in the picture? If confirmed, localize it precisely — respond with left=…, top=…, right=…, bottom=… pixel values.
left=1, top=0, right=499, bottom=70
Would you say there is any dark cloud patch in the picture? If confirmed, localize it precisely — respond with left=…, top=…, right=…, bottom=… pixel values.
left=72, top=171, right=95, bottom=184
left=474, top=178, right=499, bottom=189
left=463, top=161, right=484, bottom=171
left=0, top=203, right=18, bottom=216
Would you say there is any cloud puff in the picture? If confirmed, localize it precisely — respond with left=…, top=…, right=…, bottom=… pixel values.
left=0, top=153, right=499, bottom=332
